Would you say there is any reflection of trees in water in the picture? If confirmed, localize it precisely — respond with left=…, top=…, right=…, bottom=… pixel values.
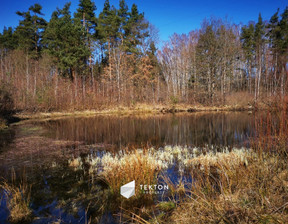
left=40, top=113, right=254, bottom=148
left=0, top=163, right=110, bottom=223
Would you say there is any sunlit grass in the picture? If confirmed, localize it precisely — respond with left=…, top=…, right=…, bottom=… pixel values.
left=101, top=150, right=160, bottom=196
left=69, top=145, right=251, bottom=200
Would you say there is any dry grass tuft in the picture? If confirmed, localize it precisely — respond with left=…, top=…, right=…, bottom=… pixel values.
left=100, top=150, right=161, bottom=196
left=0, top=171, right=32, bottom=223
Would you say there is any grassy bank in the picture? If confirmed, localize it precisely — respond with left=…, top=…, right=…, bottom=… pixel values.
left=15, top=103, right=260, bottom=122
left=14, top=92, right=279, bottom=121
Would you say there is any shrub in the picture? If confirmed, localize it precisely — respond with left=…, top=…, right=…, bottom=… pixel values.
left=0, top=85, right=14, bottom=118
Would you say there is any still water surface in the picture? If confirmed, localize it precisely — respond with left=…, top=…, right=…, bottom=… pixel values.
left=40, top=112, right=254, bottom=148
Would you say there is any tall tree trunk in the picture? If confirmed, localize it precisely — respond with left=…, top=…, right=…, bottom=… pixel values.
left=223, top=65, right=226, bottom=105
left=157, top=74, right=160, bottom=103
left=26, top=54, right=29, bottom=93
left=281, top=65, right=285, bottom=96
left=55, top=69, right=58, bottom=108
left=0, top=51, right=3, bottom=80
left=33, top=60, right=38, bottom=99
left=82, top=76, right=86, bottom=105
left=257, top=63, right=261, bottom=100
left=91, top=62, right=95, bottom=93
left=249, top=61, right=252, bottom=94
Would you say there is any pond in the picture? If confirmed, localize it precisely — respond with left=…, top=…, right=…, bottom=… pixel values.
left=0, top=112, right=256, bottom=223
left=40, top=112, right=254, bottom=148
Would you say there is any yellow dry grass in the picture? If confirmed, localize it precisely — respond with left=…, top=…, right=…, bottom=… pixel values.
left=101, top=150, right=161, bottom=196
left=0, top=172, right=32, bottom=223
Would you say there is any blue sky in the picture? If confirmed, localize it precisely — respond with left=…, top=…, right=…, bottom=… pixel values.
left=0, top=0, right=287, bottom=43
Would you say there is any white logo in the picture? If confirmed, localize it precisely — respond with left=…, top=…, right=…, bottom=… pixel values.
left=140, top=184, right=169, bottom=194
left=120, top=180, right=135, bottom=199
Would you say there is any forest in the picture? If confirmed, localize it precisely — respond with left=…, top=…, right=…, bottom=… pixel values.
left=0, top=0, right=287, bottom=113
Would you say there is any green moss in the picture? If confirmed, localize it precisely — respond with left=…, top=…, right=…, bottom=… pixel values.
left=156, top=201, right=176, bottom=212
left=0, top=118, right=7, bottom=129
left=149, top=212, right=166, bottom=223
left=20, top=126, right=42, bottom=134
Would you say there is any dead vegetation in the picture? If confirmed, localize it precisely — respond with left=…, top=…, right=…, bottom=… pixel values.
left=0, top=170, right=32, bottom=223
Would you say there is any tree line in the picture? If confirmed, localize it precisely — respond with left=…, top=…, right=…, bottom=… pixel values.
left=0, top=1, right=287, bottom=111
left=159, top=10, right=287, bottom=105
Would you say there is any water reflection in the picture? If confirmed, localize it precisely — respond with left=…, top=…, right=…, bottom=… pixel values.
left=40, top=112, right=254, bottom=149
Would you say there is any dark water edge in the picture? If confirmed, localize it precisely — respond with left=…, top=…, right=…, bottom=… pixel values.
left=0, top=112, right=257, bottom=223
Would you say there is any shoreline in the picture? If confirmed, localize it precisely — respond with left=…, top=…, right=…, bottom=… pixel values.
left=14, top=104, right=258, bottom=121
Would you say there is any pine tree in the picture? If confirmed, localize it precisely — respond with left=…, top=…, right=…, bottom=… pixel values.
left=96, top=0, right=120, bottom=81
left=266, top=8, right=287, bottom=94
left=254, top=14, right=265, bottom=100
left=267, top=9, right=281, bottom=54
left=118, top=0, right=129, bottom=51
left=241, top=23, right=255, bottom=93
left=196, top=23, right=219, bottom=102
left=74, top=0, right=97, bottom=31
left=15, top=3, right=46, bottom=59
left=125, top=4, right=149, bottom=54
left=0, top=27, right=17, bottom=51
left=118, top=0, right=129, bottom=25
left=43, top=3, right=89, bottom=80
left=279, top=7, right=288, bottom=95
left=74, top=0, right=97, bottom=52
left=74, top=0, right=97, bottom=89
left=279, top=7, right=288, bottom=56
left=97, top=0, right=120, bottom=48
